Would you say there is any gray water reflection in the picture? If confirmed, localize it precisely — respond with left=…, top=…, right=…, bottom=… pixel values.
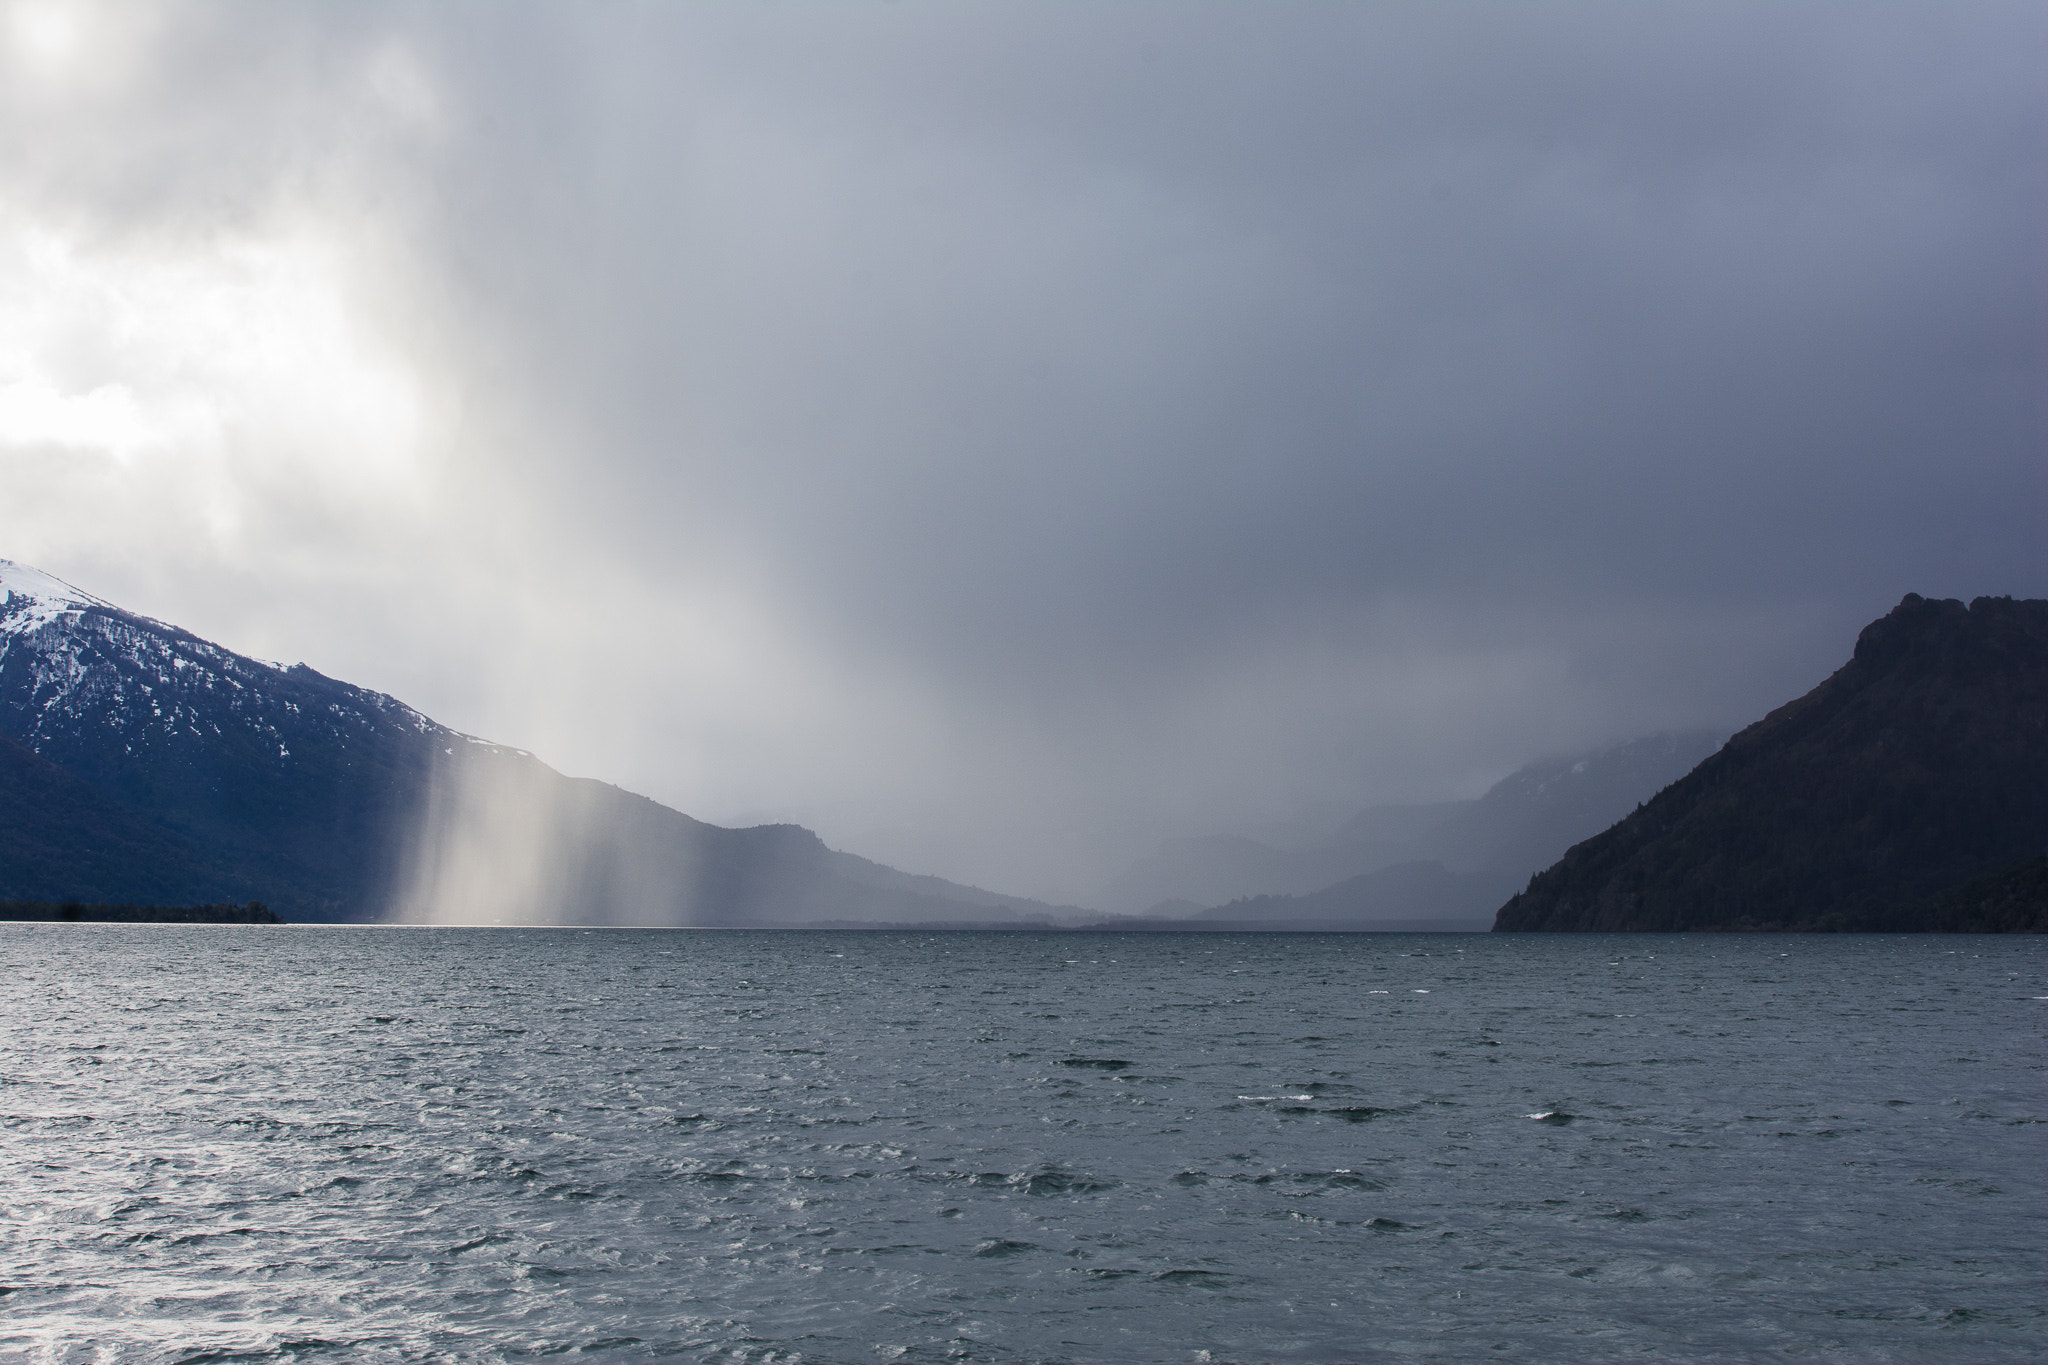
left=2, top=927, right=2041, bottom=1363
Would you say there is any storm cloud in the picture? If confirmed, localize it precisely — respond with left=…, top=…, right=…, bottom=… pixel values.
left=2, top=1, right=2041, bottom=901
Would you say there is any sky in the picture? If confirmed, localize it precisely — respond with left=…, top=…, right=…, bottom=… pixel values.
left=0, top=1, right=2042, bottom=904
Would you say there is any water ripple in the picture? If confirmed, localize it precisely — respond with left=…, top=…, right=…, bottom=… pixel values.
left=1, top=926, right=2041, bottom=1364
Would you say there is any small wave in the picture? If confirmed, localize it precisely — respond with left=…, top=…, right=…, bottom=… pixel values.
left=167, top=1226, right=262, bottom=1247
left=1271, top=1098, right=1407, bottom=1122
left=1024, top=1169, right=1115, bottom=1196
left=542, top=1183, right=603, bottom=1199
left=1236, top=1169, right=1386, bottom=1190
left=169, top=1340, right=354, bottom=1362
left=515, top=1263, right=579, bottom=1281
left=967, top=1166, right=1116, bottom=1196
left=1057, top=1058, right=1132, bottom=1070
left=972, top=1238, right=1040, bottom=1258
left=1527, top=1111, right=1575, bottom=1125
left=1327, top=1105, right=1407, bottom=1123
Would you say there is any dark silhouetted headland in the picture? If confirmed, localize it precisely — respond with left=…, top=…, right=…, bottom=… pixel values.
left=1495, top=595, right=2048, bottom=932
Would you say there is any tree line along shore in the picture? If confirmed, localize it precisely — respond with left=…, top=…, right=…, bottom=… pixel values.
left=0, top=901, right=283, bottom=923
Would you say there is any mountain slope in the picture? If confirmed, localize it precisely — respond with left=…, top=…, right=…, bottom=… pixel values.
left=1405, top=732, right=1728, bottom=894
left=0, top=561, right=460, bottom=917
left=0, top=731, right=257, bottom=905
left=0, top=560, right=1070, bottom=925
left=1494, top=594, right=2048, bottom=932
left=1193, top=860, right=1489, bottom=931
left=1096, top=731, right=1722, bottom=917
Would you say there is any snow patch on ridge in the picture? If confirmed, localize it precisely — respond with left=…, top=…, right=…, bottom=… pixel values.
left=0, top=558, right=114, bottom=634
left=0, top=555, right=457, bottom=762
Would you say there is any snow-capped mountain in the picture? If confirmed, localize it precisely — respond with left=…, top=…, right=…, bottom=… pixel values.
left=0, top=558, right=525, bottom=918
left=0, top=559, right=1069, bottom=924
left=0, top=559, right=466, bottom=786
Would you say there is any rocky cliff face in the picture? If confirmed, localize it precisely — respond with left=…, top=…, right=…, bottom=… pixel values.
left=1494, top=595, right=2048, bottom=932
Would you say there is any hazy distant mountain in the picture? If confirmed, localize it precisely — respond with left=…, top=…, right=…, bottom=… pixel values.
left=0, top=559, right=1072, bottom=926
left=1496, top=594, right=2048, bottom=932
left=1188, top=860, right=1489, bottom=932
left=1096, top=730, right=1724, bottom=918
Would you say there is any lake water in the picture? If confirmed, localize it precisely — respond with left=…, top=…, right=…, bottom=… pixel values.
left=2, top=926, right=2042, bottom=1363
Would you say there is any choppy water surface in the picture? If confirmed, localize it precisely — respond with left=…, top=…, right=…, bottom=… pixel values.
left=2, top=928, right=2042, bottom=1364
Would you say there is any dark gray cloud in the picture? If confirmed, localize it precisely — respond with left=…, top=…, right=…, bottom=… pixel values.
left=419, top=3, right=2043, bottom=614
left=2, top=2, right=2041, bottom=899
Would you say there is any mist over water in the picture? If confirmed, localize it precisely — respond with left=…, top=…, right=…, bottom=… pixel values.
left=4, top=926, right=2041, bottom=1363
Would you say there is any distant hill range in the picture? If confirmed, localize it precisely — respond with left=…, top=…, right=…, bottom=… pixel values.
left=16, top=562, right=2030, bottom=933
left=0, top=559, right=1074, bottom=926
left=1496, top=595, right=2048, bottom=932
left=1093, top=731, right=1724, bottom=930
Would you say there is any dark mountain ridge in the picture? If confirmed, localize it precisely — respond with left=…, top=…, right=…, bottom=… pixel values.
left=1495, top=594, right=2048, bottom=932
